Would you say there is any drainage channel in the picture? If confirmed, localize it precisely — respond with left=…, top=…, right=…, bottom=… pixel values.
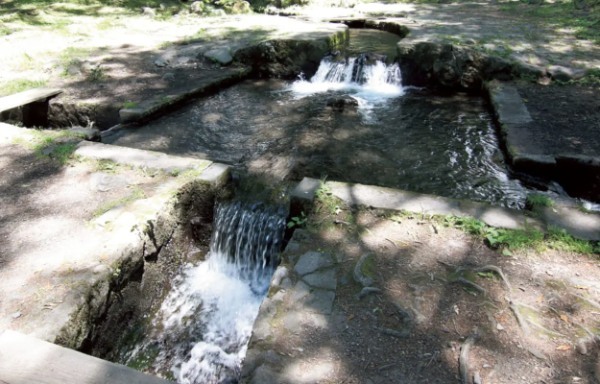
left=114, top=200, right=288, bottom=383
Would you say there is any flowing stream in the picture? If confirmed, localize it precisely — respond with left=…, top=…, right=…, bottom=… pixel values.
left=122, top=201, right=286, bottom=383
left=106, top=54, right=529, bottom=207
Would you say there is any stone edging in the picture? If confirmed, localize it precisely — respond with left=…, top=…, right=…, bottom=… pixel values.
left=291, top=177, right=600, bottom=241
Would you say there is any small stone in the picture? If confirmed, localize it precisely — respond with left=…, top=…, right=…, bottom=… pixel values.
left=11, top=311, right=22, bottom=319
left=154, top=57, right=170, bottom=67
left=141, top=6, right=156, bottom=17
left=190, top=1, right=204, bottom=14
left=162, top=72, right=175, bottom=81
left=496, top=323, right=504, bottom=331
left=271, top=266, right=289, bottom=287
left=204, top=48, right=233, bottom=66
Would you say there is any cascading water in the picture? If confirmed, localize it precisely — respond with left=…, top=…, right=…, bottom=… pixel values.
left=290, top=54, right=404, bottom=103
left=123, top=201, right=286, bottom=384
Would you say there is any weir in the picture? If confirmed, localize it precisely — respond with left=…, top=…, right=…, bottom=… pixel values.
left=120, top=201, right=287, bottom=383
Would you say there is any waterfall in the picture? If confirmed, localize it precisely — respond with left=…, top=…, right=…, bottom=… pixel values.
left=290, top=54, right=404, bottom=102
left=125, top=201, right=286, bottom=384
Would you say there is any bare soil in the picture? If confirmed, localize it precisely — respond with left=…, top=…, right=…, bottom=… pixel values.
left=291, top=202, right=600, bottom=384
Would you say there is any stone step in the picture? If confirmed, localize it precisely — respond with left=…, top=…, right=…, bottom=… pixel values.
left=0, top=330, right=172, bottom=384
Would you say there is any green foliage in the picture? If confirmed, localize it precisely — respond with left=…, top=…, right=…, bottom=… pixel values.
left=287, top=211, right=307, bottom=228
left=525, top=193, right=554, bottom=212
left=314, top=182, right=342, bottom=215
left=48, top=143, right=78, bottom=164
left=441, top=214, right=599, bottom=255
left=87, top=64, right=105, bottom=82
left=122, top=100, right=138, bottom=109
left=547, top=227, right=600, bottom=254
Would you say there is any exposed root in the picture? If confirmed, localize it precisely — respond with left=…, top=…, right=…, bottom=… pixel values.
left=572, top=293, right=600, bottom=311
left=509, top=301, right=529, bottom=334
left=459, top=335, right=476, bottom=384
left=475, top=265, right=511, bottom=291
left=457, top=277, right=487, bottom=296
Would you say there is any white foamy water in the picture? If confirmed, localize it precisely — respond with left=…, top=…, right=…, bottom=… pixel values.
left=125, top=202, right=286, bottom=384
left=290, top=55, right=404, bottom=104
left=161, top=255, right=266, bottom=383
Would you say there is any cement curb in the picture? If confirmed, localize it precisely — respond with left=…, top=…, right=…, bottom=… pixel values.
left=119, top=67, right=251, bottom=124
left=291, top=177, right=599, bottom=241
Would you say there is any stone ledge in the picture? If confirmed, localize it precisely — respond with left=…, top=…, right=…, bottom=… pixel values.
left=0, top=330, right=173, bottom=384
left=119, top=67, right=251, bottom=124
left=292, top=177, right=599, bottom=241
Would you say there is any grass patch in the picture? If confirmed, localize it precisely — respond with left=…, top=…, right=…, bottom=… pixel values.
left=0, top=79, right=48, bottom=97
left=547, top=227, right=600, bottom=254
left=439, top=214, right=599, bottom=255
left=525, top=193, right=554, bottom=212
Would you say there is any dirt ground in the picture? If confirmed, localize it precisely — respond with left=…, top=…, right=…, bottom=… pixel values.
left=285, top=200, right=600, bottom=384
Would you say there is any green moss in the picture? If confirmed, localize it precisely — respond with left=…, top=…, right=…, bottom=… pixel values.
left=92, top=186, right=147, bottom=218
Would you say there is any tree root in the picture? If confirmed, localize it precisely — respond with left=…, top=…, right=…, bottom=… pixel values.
left=459, top=335, right=476, bottom=384
left=475, top=265, right=511, bottom=291
left=457, top=277, right=487, bottom=296
left=509, top=301, right=529, bottom=335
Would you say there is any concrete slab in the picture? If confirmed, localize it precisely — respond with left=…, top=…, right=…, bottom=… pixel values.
left=0, top=330, right=172, bottom=384
left=75, top=141, right=212, bottom=174
left=320, top=178, right=538, bottom=230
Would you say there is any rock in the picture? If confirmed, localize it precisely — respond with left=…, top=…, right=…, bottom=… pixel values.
left=250, top=364, right=280, bottom=384
left=271, top=266, right=289, bottom=287
left=353, top=253, right=375, bottom=287
left=303, top=289, right=336, bottom=314
left=204, top=48, right=233, bottom=66
left=513, top=62, right=546, bottom=79
left=548, top=65, right=574, bottom=82
left=234, top=39, right=335, bottom=79
left=398, top=42, right=485, bottom=90
left=226, top=0, right=252, bottom=14
left=294, top=251, right=334, bottom=276
left=162, top=72, right=175, bottom=81
left=154, top=57, right=170, bottom=67
left=190, top=1, right=203, bottom=13
left=326, top=96, right=358, bottom=112
left=302, top=268, right=337, bottom=290
left=141, top=6, right=156, bottom=17
left=68, top=126, right=100, bottom=142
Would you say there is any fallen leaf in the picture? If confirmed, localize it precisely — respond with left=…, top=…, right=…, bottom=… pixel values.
left=559, top=314, right=569, bottom=323
left=556, top=344, right=571, bottom=351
